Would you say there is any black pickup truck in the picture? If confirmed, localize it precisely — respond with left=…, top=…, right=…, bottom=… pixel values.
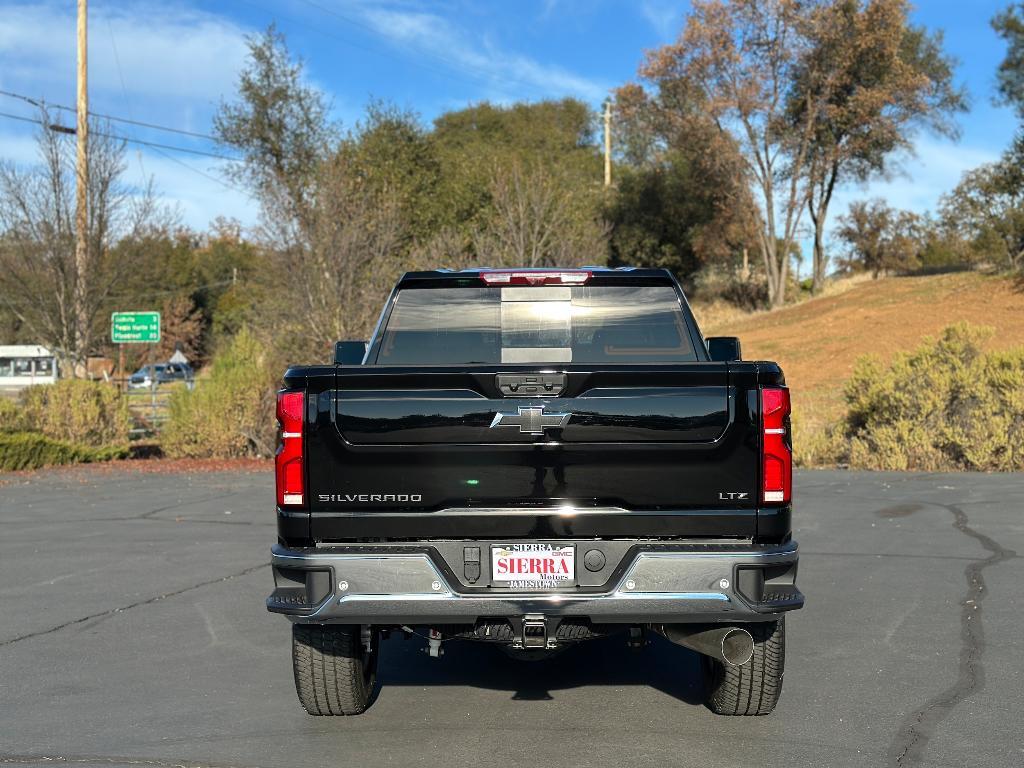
left=268, top=267, right=803, bottom=716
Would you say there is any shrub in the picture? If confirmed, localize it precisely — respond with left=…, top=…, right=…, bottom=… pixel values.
left=0, top=397, right=19, bottom=432
left=836, top=323, right=1024, bottom=471
left=692, top=263, right=768, bottom=310
left=791, top=410, right=845, bottom=468
left=0, top=431, right=129, bottom=471
left=161, top=328, right=277, bottom=459
left=17, top=379, right=131, bottom=447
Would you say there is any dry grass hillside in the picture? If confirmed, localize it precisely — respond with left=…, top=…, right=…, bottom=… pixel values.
left=696, top=272, right=1024, bottom=457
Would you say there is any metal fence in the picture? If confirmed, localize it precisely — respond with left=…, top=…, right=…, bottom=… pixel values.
left=121, top=380, right=192, bottom=437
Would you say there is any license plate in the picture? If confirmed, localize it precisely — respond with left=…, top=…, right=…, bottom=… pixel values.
left=491, top=544, right=575, bottom=589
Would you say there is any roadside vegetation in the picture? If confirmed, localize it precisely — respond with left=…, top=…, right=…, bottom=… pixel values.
left=161, top=329, right=276, bottom=460
left=704, top=273, right=1024, bottom=468
left=796, top=324, right=1024, bottom=471
left=0, top=380, right=130, bottom=470
left=839, top=325, right=1024, bottom=471
left=0, top=0, right=1022, bottom=471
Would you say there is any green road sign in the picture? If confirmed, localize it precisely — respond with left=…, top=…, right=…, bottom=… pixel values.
left=111, top=311, right=161, bottom=343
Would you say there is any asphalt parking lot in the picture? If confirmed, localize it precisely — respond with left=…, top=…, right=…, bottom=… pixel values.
left=1, top=466, right=1021, bottom=768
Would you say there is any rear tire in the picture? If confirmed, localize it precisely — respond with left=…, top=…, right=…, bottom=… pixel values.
left=703, top=618, right=785, bottom=716
left=292, top=624, right=379, bottom=715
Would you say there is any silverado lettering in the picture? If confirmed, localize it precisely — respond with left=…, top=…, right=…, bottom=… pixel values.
left=318, top=493, right=424, bottom=502
left=268, top=267, right=804, bottom=717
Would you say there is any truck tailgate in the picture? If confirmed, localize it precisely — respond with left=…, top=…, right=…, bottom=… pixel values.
left=300, top=364, right=763, bottom=540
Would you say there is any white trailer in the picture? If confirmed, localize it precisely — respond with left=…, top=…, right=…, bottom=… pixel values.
left=0, top=345, right=59, bottom=390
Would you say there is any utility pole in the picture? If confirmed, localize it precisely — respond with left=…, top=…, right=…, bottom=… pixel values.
left=74, top=0, right=88, bottom=377
left=598, top=98, right=606, bottom=187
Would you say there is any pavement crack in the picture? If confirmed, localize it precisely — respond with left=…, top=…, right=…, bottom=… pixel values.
left=0, top=563, right=268, bottom=648
left=135, top=491, right=241, bottom=520
left=0, top=754, right=275, bottom=768
left=886, top=503, right=1016, bottom=767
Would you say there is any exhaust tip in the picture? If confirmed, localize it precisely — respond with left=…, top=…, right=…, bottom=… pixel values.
left=720, top=628, right=754, bottom=667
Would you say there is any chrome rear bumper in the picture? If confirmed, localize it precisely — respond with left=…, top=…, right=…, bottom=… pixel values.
left=267, top=542, right=803, bottom=624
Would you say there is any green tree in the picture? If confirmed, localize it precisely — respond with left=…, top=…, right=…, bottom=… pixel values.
left=215, top=29, right=406, bottom=360
left=604, top=149, right=756, bottom=280
left=940, top=135, right=1024, bottom=271
left=994, top=2, right=1024, bottom=116
left=608, top=78, right=758, bottom=283
left=836, top=199, right=920, bottom=277
left=432, top=99, right=595, bottom=160
left=342, top=103, right=441, bottom=245
left=429, top=99, right=603, bottom=244
left=196, top=223, right=266, bottom=348
left=213, top=25, right=336, bottom=230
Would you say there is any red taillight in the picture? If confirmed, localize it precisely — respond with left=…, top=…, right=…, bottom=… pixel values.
left=479, top=270, right=592, bottom=286
left=761, top=387, right=791, bottom=505
left=276, top=391, right=305, bottom=508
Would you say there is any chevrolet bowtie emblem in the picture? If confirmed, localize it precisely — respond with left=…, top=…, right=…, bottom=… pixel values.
left=489, top=405, right=572, bottom=435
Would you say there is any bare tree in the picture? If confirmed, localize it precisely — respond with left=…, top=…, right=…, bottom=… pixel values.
left=473, top=161, right=609, bottom=268
left=243, top=145, right=406, bottom=357
left=0, top=110, right=167, bottom=375
left=155, top=294, right=205, bottom=362
left=288, top=155, right=405, bottom=352
left=409, top=227, right=473, bottom=272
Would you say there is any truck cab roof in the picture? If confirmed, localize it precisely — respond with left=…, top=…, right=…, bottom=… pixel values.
left=396, top=266, right=678, bottom=286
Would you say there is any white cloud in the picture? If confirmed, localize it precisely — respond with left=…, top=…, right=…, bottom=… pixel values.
left=640, top=0, right=683, bottom=40
left=0, top=2, right=256, bottom=230
left=0, top=2, right=249, bottom=107
left=351, top=4, right=609, bottom=102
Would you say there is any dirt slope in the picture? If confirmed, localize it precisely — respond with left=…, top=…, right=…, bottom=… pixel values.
left=700, top=272, right=1024, bottom=427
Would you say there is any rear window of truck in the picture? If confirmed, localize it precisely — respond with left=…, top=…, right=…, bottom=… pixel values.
left=375, top=285, right=697, bottom=365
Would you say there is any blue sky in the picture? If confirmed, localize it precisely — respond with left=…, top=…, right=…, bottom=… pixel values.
left=0, top=0, right=1019, bottom=238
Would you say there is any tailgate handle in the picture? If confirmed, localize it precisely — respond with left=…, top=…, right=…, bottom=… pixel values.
left=496, top=373, right=566, bottom=397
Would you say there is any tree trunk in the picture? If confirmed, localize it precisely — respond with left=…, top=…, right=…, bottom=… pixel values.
left=811, top=215, right=827, bottom=293
left=776, top=241, right=789, bottom=308
left=808, top=163, right=838, bottom=295
left=759, top=235, right=787, bottom=309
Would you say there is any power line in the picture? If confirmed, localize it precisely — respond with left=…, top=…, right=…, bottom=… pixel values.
left=149, top=145, right=246, bottom=193
left=100, top=26, right=246, bottom=196
left=0, top=110, right=236, bottom=160
left=106, top=19, right=147, bottom=182
left=0, top=89, right=221, bottom=142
